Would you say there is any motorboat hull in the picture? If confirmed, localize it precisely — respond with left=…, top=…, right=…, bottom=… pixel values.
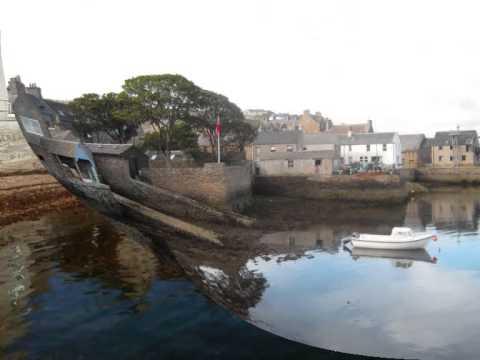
left=351, top=235, right=433, bottom=250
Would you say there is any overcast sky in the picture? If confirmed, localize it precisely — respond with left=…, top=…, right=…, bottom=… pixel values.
left=2, top=0, right=480, bottom=136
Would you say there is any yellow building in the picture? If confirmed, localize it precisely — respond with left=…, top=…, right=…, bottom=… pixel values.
left=431, top=130, right=479, bottom=167
left=298, top=110, right=321, bottom=134
left=400, top=134, right=430, bottom=168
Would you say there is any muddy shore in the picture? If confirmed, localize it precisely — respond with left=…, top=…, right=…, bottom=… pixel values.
left=0, top=164, right=81, bottom=226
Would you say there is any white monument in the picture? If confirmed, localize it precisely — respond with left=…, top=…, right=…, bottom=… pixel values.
left=0, top=33, right=9, bottom=122
left=0, top=33, right=37, bottom=167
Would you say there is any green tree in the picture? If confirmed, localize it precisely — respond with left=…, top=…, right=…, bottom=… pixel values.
left=70, top=92, right=140, bottom=143
left=141, top=122, right=198, bottom=153
left=226, top=120, right=257, bottom=152
left=122, top=74, right=200, bottom=154
left=190, top=89, right=248, bottom=154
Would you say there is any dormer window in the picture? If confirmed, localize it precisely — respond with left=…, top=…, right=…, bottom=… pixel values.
left=270, top=146, right=277, bottom=152
left=287, top=145, right=293, bottom=152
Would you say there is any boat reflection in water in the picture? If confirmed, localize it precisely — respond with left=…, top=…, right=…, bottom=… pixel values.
left=348, top=247, right=437, bottom=267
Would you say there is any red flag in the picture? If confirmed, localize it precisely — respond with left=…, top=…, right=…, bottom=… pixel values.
left=215, top=114, right=221, bottom=137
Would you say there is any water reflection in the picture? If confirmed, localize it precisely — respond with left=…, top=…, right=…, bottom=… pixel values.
left=5, top=190, right=480, bottom=359
left=165, top=190, right=480, bottom=360
left=0, top=209, right=183, bottom=357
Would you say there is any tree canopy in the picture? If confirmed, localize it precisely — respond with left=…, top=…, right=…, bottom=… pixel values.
left=70, top=92, right=140, bottom=144
left=70, top=74, right=257, bottom=158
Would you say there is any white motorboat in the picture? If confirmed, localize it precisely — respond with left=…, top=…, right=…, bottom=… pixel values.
left=351, top=227, right=437, bottom=250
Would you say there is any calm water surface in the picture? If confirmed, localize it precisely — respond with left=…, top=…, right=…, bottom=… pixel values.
left=2, top=191, right=480, bottom=359
left=244, top=191, right=480, bottom=360
left=0, top=208, right=354, bottom=359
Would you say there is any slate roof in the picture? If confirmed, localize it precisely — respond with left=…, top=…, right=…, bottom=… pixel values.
left=433, top=130, right=478, bottom=146
left=258, top=150, right=338, bottom=161
left=303, top=133, right=338, bottom=145
left=254, top=130, right=301, bottom=145
left=399, top=134, right=425, bottom=152
left=338, top=132, right=397, bottom=145
left=327, top=122, right=372, bottom=135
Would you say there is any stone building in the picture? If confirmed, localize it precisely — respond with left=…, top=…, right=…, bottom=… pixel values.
left=431, top=130, right=479, bottom=167
left=302, top=133, right=338, bottom=152
left=255, top=150, right=339, bottom=176
left=399, top=134, right=431, bottom=168
left=252, top=130, right=302, bottom=159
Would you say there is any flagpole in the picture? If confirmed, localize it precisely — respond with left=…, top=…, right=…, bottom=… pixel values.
left=216, top=114, right=221, bottom=163
left=217, top=133, right=221, bottom=163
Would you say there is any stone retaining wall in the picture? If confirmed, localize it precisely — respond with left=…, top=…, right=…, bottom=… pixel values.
left=417, top=167, right=480, bottom=184
left=0, top=120, right=36, bottom=166
left=144, top=162, right=253, bottom=211
left=254, top=176, right=408, bottom=204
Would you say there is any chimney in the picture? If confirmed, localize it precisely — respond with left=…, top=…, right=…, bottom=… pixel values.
left=26, top=83, right=42, bottom=99
left=7, top=76, right=26, bottom=105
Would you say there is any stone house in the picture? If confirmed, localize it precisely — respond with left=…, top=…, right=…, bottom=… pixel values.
left=302, top=133, right=338, bottom=152
left=431, top=130, right=479, bottom=167
left=399, top=134, right=431, bottom=168
left=339, top=132, right=402, bottom=167
left=251, top=130, right=302, bottom=160
left=255, top=150, right=339, bottom=176
left=297, top=110, right=321, bottom=134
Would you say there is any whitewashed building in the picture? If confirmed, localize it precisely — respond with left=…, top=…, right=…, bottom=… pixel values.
left=339, top=132, right=402, bottom=167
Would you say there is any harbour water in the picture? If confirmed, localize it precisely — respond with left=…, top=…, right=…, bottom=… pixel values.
left=2, top=190, right=480, bottom=359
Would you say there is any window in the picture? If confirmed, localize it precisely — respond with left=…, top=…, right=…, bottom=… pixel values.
left=462, top=155, right=466, bottom=161
left=450, top=145, right=453, bottom=150
left=348, top=156, right=352, bottom=163
left=450, top=156, right=453, bottom=161
left=348, top=145, right=352, bottom=151
left=20, top=116, right=43, bottom=136
left=439, top=156, right=442, bottom=161
left=382, top=144, right=387, bottom=151
left=439, top=146, right=443, bottom=150
left=466, top=145, right=470, bottom=152
left=315, top=159, right=322, bottom=166
left=287, top=160, right=294, bottom=168
left=366, top=144, right=370, bottom=152
left=287, top=145, right=293, bottom=152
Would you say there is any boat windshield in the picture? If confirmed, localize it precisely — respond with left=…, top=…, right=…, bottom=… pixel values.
left=392, top=229, right=413, bottom=237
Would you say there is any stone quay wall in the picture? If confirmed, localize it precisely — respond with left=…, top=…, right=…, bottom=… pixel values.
left=144, top=162, right=253, bottom=211
left=417, top=167, right=480, bottom=185
left=254, top=175, right=408, bottom=204
left=0, top=120, right=36, bottom=165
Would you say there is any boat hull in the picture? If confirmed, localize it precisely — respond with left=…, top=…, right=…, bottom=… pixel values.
left=351, top=235, right=432, bottom=250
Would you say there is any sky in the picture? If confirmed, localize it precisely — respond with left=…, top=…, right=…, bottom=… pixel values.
left=2, top=0, right=480, bottom=136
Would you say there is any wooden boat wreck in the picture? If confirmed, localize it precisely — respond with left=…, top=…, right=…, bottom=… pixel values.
left=12, top=93, right=255, bottom=246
